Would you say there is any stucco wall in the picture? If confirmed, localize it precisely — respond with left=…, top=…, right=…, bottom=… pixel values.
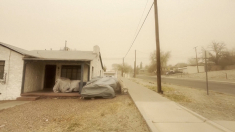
left=0, top=46, right=23, bottom=100
left=23, top=62, right=44, bottom=93
left=90, top=53, right=103, bottom=80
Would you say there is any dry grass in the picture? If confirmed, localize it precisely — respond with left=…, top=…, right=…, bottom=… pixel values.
left=0, top=95, right=149, bottom=132
left=130, top=77, right=235, bottom=121
left=131, top=78, right=192, bottom=103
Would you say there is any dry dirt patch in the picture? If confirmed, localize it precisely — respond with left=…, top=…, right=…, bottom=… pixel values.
left=0, top=95, right=149, bottom=132
left=130, top=78, right=235, bottom=121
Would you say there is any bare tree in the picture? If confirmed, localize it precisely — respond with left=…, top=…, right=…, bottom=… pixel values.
left=188, top=58, right=197, bottom=65
left=148, top=50, right=171, bottom=73
left=112, top=63, right=133, bottom=74
left=208, top=41, right=226, bottom=65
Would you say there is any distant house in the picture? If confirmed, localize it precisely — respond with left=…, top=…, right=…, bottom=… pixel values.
left=183, top=64, right=205, bottom=74
left=104, top=71, right=117, bottom=78
left=0, top=42, right=104, bottom=100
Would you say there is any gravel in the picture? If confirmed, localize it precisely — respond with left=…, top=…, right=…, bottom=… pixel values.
left=0, top=95, right=149, bottom=132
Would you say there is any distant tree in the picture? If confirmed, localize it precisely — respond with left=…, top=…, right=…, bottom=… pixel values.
left=188, top=58, right=197, bottom=65
left=219, top=50, right=235, bottom=68
left=148, top=50, right=171, bottom=73
left=208, top=41, right=226, bottom=65
left=112, top=63, right=133, bottom=74
left=140, top=62, right=143, bottom=69
left=112, top=64, right=119, bottom=71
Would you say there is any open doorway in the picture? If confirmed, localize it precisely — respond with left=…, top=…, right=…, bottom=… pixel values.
left=44, top=65, right=56, bottom=90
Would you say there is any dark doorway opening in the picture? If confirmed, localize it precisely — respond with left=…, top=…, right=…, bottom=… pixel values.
left=44, top=65, right=56, bottom=90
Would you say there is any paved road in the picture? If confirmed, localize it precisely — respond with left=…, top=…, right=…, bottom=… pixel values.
left=137, top=75, right=235, bottom=95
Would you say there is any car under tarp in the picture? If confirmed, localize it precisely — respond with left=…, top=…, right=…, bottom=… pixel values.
left=81, top=77, right=120, bottom=98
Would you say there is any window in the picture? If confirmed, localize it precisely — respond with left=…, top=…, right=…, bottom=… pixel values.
left=61, top=65, right=81, bottom=80
left=0, top=61, right=5, bottom=79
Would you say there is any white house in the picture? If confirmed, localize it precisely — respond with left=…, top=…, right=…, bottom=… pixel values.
left=183, top=65, right=205, bottom=74
left=0, top=42, right=104, bottom=100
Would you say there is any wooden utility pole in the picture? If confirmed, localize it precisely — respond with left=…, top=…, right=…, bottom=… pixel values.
left=122, top=58, right=124, bottom=77
left=134, top=50, right=136, bottom=78
left=153, top=0, right=162, bottom=93
left=205, top=51, right=209, bottom=95
left=65, top=40, right=67, bottom=51
left=194, top=46, right=199, bottom=73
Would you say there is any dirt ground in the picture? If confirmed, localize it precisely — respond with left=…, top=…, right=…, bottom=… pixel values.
left=130, top=78, right=235, bottom=121
left=0, top=101, right=12, bottom=104
left=0, top=95, right=149, bottom=132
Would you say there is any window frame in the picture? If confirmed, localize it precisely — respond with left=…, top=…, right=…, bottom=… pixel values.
left=0, top=61, right=5, bottom=80
left=60, top=65, right=81, bottom=80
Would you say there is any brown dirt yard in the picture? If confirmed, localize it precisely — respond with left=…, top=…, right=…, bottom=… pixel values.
left=130, top=78, right=235, bottom=121
left=0, top=95, right=149, bottom=132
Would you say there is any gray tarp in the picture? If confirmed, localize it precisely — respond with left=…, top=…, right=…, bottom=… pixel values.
left=81, top=77, right=120, bottom=98
left=53, top=78, right=80, bottom=93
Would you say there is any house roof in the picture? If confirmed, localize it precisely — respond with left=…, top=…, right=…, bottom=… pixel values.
left=25, top=50, right=96, bottom=61
left=0, top=42, right=98, bottom=61
left=0, top=42, right=38, bottom=57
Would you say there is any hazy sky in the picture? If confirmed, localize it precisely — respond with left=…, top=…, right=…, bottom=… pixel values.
left=1, top=0, right=235, bottom=69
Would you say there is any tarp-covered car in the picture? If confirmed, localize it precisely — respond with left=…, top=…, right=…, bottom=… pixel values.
left=81, top=77, right=120, bottom=98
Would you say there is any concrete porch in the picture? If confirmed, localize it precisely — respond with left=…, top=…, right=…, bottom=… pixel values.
left=21, top=90, right=81, bottom=97
left=17, top=90, right=81, bottom=101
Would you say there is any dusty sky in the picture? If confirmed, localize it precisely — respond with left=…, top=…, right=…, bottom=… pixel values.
left=1, top=0, right=235, bottom=69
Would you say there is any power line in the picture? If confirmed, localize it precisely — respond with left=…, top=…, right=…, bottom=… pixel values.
left=124, top=2, right=154, bottom=58
left=132, top=0, right=150, bottom=39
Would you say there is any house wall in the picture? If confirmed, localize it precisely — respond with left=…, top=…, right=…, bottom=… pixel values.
left=186, top=66, right=205, bottom=74
left=90, top=54, right=103, bottom=80
left=23, top=62, right=44, bottom=93
left=0, top=46, right=23, bottom=100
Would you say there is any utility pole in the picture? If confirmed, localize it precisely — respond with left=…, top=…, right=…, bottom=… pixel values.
left=154, top=0, right=162, bottom=93
left=122, top=58, right=124, bottom=77
left=194, top=46, right=199, bottom=73
left=134, top=50, right=136, bottom=78
left=205, top=51, right=209, bottom=95
left=65, top=40, right=67, bottom=51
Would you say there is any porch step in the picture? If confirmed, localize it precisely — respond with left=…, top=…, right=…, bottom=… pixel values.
left=16, top=96, right=40, bottom=101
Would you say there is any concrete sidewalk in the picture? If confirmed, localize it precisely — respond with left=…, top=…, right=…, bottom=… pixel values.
left=122, top=78, right=232, bottom=132
left=0, top=101, right=30, bottom=110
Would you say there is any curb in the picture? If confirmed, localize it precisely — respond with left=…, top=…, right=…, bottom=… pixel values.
left=177, top=104, right=233, bottom=132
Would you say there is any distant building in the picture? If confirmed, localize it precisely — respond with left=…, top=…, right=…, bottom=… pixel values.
left=183, top=65, right=205, bottom=74
left=104, top=71, right=117, bottom=78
